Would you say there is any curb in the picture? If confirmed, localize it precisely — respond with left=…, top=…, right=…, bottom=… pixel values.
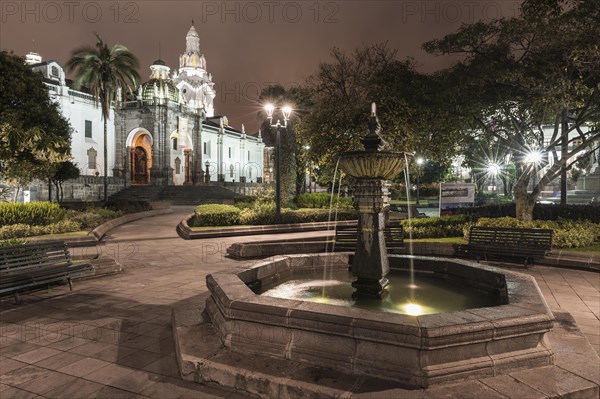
left=90, top=208, right=174, bottom=241
left=177, top=214, right=357, bottom=240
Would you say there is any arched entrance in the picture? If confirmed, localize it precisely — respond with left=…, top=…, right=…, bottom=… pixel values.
left=126, top=129, right=153, bottom=184
left=132, top=146, right=149, bottom=184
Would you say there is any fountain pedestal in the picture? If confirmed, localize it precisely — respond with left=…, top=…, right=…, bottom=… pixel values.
left=350, top=179, right=390, bottom=298
left=338, top=105, right=406, bottom=299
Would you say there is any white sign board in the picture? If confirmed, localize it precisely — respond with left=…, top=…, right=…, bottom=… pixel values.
left=439, top=183, right=476, bottom=216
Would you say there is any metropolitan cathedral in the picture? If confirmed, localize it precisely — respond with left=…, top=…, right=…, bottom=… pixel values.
left=27, top=23, right=265, bottom=195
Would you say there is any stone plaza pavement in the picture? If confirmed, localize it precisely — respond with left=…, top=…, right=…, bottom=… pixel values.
left=1, top=207, right=599, bottom=398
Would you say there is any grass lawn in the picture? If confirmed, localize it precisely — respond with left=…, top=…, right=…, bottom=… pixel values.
left=562, top=243, right=600, bottom=253
left=26, top=231, right=90, bottom=241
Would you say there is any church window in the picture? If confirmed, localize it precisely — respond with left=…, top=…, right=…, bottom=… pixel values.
left=203, top=142, right=207, bottom=155
left=249, top=169, right=252, bottom=179
left=230, top=164, right=234, bottom=178
left=248, top=151, right=251, bottom=161
left=85, top=120, right=92, bottom=138
left=172, top=138, right=178, bottom=150
left=175, top=157, right=181, bottom=175
left=51, top=66, right=59, bottom=77
left=228, top=147, right=232, bottom=158
left=87, top=147, right=97, bottom=169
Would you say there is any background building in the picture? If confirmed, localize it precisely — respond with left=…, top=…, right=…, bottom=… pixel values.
left=24, top=23, right=264, bottom=201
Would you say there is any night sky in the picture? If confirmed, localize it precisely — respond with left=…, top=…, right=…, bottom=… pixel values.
left=1, top=1, right=523, bottom=132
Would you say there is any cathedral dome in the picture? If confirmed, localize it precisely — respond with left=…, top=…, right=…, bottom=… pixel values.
left=152, top=59, right=167, bottom=66
left=141, top=79, right=179, bottom=103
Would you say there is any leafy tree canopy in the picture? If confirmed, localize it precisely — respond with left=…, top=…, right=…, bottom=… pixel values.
left=295, top=43, right=465, bottom=173
left=423, top=0, right=600, bottom=220
left=0, top=51, right=71, bottom=197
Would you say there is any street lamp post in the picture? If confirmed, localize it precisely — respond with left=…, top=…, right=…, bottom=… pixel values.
left=488, top=162, right=500, bottom=193
left=264, top=104, right=292, bottom=222
left=304, top=145, right=311, bottom=193
left=416, top=157, right=424, bottom=205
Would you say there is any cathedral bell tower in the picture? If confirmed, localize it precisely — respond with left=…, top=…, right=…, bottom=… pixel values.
left=173, top=21, right=216, bottom=116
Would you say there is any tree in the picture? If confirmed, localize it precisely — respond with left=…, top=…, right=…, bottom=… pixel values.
left=295, top=43, right=465, bottom=183
left=51, top=161, right=80, bottom=203
left=0, top=51, right=72, bottom=201
left=424, top=0, right=600, bottom=221
left=66, top=34, right=139, bottom=202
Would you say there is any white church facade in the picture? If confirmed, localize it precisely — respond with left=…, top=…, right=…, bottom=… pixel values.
left=26, top=23, right=265, bottom=199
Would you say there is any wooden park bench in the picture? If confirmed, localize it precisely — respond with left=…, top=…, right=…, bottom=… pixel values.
left=0, top=241, right=94, bottom=303
left=335, top=221, right=405, bottom=254
left=455, top=226, right=553, bottom=267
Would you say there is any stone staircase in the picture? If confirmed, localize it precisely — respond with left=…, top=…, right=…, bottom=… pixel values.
left=108, top=185, right=240, bottom=205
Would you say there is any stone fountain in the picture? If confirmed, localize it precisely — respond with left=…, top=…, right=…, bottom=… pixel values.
left=338, top=103, right=406, bottom=298
left=171, top=105, right=598, bottom=398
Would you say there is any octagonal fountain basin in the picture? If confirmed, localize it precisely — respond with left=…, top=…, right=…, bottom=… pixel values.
left=205, top=253, right=554, bottom=388
left=259, top=268, right=502, bottom=316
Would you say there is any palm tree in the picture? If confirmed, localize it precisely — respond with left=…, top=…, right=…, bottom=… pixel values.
left=66, top=34, right=139, bottom=201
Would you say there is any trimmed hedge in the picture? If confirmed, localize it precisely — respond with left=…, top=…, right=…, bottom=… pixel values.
left=466, top=217, right=600, bottom=248
left=459, top=203, right=600, bottom=223
left=0, top=202, right=66, bottom=226
left=294, top=193, right=353, bottom=209
left=192, top=204, right=241, bottom=227
left=0, top=220, right=82, bottom=239
left=401, top=215, right=469, bottom=239
left=69, top=208, right=122, bottom=229
left=0, top=238, right=28, bottom=247
left=105, top=200, right=151, bottom=214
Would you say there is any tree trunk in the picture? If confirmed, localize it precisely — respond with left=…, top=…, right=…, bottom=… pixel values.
left=513, top=179, right=535, bottom=222
left=103, top=117, right=108, bottom=202
left=560, top=112, right=569, bottom=205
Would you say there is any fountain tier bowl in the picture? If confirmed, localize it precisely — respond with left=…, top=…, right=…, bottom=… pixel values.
left=338, top=151, right=407, bottom=179
left=205, top=254, right=554, bottom=388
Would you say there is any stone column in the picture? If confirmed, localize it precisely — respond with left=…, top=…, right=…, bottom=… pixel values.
left=184, top=149, right=192, bottom=185
left=351, top=179, right=390, bottom=299
left=128, top=147, right=135, bottom=184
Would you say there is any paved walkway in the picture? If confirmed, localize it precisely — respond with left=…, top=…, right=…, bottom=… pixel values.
left=1, top=208, right=599, bottom=398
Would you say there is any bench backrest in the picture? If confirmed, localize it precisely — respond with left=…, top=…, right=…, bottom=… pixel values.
left=0, top=241, right=72, bottom=273
left=335, top=222, right=404, bottom=249
left=468, top=226, right=553, bottom=250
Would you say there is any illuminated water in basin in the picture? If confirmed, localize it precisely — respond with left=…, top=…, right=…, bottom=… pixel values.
left=260, top=269, right=500, bottom=316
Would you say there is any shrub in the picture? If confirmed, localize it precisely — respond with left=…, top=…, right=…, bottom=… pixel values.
left=0, top=224, right=32, bottom=239
left=88, top=207, right=122, bottom=218
left=0, top=219, right=82, bottom=239
left=294, top=193, right=353, bottom=209
left=0, top=202, right=66, bottom=226
left=280, top=208, right=357, bottom=224
left=105, top=200, right=151, bottom=214
left=193, top=204, right=241, bottom=227
left=68, top=212, right=105, bottom=229
left=401, top=215, right=469, bottom=239
left=30, top=220, right=81, bottom=235
left=0, top=238, right=28, bottom=247
left=459, top=203, right=600, bottom=223
left=68, top=207, right=121, bottom=229
left=238, top=207, right=358, bottom=226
